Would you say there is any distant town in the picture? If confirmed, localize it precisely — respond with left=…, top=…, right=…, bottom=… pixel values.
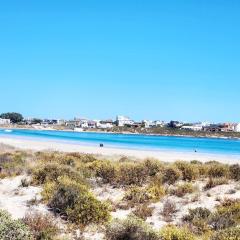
left=0, top=112, right=240, bottom=135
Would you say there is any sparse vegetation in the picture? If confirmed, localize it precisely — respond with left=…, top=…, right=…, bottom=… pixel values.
left=0, top=149, right=239, bottom=239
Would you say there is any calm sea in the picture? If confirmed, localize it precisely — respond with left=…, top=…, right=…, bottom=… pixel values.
left=0, top=129, right=240, bottom=156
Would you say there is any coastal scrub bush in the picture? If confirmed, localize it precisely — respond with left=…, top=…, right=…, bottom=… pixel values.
left=105, top=215, right=160, bottom=240
left=175, top=161, right=199, bottom=181
left=183, top=207, right=211, bottom=234
left=31, top=163, right=86, bottom=185
left=209, top=199, right=240, bottom=230
left=207, top=163, right=229, bottom=178
left=0, top=152, right=27, bottom=178
left=229, top=164, right=240, bottom=181
left=204, top=177, right=228, bottom=190
left=160, top=225, right=196, bottom=240
left=23, top=212, right=59, bottom=240
left=92, top=160, right=116, bottom=184
left=146, top=183, right=166, bottom=201
left=143, top=158, right=163, bottom=177
left=123, top=187, right=152, bottom=206
left=132, top=204, right=154, bottom=220
left=0, top=210, right=32, bottom=240
left=170, top=182, right=196, bottom=197
left=210, top=226, right=240, bottom=240
left=116, top=162, right=148, bottom=186
left=47, top=176, right=110, bottom=226
left=161, top=199, right=177, bottom=222
left=162, top=166, right=182, bottom=184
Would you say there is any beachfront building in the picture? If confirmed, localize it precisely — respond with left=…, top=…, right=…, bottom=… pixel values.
left=234, top=123, right=240, bottom=132
left=0, top=118, right=11, bottom=125
left=95, top=119, right=114, bottom=129
left=181, top=125, right=203, bottom=131
left=116, top=115, right=134, bottom=127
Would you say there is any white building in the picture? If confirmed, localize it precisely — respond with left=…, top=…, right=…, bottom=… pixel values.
left=116, top=116, right=134, bottom=127
left=235, top=123, right=240, bottom=132
left=0, top=118, right=11, bottom=125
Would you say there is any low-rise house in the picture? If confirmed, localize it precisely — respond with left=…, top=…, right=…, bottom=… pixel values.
left=234, top=123, right=240, bottom=132
left=116, top=116, right=134, bottom=127
left=203, top=124, right=222, bottom=132
left=221, top=123, right=235, bottom=132
left=0, top=118, right=11, bottom=125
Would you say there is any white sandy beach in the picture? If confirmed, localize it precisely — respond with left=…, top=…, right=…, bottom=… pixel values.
left=0, top=136, right=239, bottom=164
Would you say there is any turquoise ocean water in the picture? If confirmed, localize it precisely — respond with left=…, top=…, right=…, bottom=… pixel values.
left=0, top=129, right=240, bottom=156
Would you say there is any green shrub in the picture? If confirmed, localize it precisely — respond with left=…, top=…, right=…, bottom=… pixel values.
left=209, top=199, right=240, bottom=230
left=160, top=225, right=196, bottom=240
left=175, top=161, right=199, bottom=181
left=132, top=204, right=154, bottom=220
left=124, top=187, right=151, bottom=205
left=146, top=184, right=166, bottom=201
left=0, top=152, right=27, bottom=178
left=23, top=212, right=59, bottom=240
left=31, top=163, right=85, bottom=185
left=211, top=226, right=240, bottom=240
left=0, top=210, right=32, bottom=240
left=105, top=215, right=160, bottom=240
left=204, top=177, right=228, bottom=190
left=183, top=207, right=211, bottom=234
left=93, top=160, right=116, bottom=184
left=229, top=164, right=240, bottom=181
left=162, top=166, right=182, bottom=184
left=170, top=182, right=196, bottom=197
left=116, top=162, right=148, bottom=186
left=207, top=163, right=229, bottom=178
left=47, top=176, right=110, bottom=226
left=143, top=159, right=163, bottom=177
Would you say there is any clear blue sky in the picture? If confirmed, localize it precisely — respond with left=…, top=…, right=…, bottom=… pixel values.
left=0, top=1, right=239, bottom=122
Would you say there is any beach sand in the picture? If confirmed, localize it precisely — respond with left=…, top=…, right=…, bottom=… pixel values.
left=0, top=136, right=239, bottom=164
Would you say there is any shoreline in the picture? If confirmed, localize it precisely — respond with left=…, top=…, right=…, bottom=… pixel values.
left=0, top=136, right=239, bottom=164
left=1, top=126, right=240, bottom=140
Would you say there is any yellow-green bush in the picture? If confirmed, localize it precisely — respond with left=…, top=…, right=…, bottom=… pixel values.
left=170, top=182, right=196, bottom=197
left=146, top=184, right=166, bottom=201
left=31, top=163, right=86, bottom=185
left=229, top=164, right=240, bottom=181
left=105, top=215, right=160, bottom=240
left=0, top=152, right=28, bottom=178
left=160, top=225, right=196, bottom=240
left=116, top=162, right=148, bottom=186
left=207, top=163, right=229, bottom=178
left=209, top=199, right=240, bottom=230
left=210, top=226, right=240, bottom=240
left=90, top=160, right=116, bottom=184
left=143, top=158, right=163, bottom=177
left=183, top=207, right=211, bottom=234
left=175, top=161, right=199, bottom=181
left=46, top=176, right=110, bottom=226
left=23, top=212, right=59, bottom=240
left=162, top=166, right=182, bottom=184
left=204, top=177, right=228, bottom=190
left=0, top=210, right=32, bottom=240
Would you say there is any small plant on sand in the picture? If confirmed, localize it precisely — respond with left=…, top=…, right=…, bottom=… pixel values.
left=161, top=199, right=177, bottom=222
left=210, top=226, right=240, bottom=240
left=162, top=166, right=182, bottom=184
left=209, top=198, right=240, bottom=230
left=229, top=164, right=240, bottom=181
left=0, top=210, right=32, bottom=240
left=175, top=161, right=199, bottom=181
left=207, top=163, right=229, bottom=178
left=23, top=212, right=59, bottom=240
left=183, top=207, right=211, bottom=234
left=204, top=177, right=228, bottom=190
left=133, top=204, right=154, bottom=220
left=105, top=215, right=160, bottom=240
left=170, top=182, right=196, bottom=197
left=160, top=225, right=196, bottom=240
